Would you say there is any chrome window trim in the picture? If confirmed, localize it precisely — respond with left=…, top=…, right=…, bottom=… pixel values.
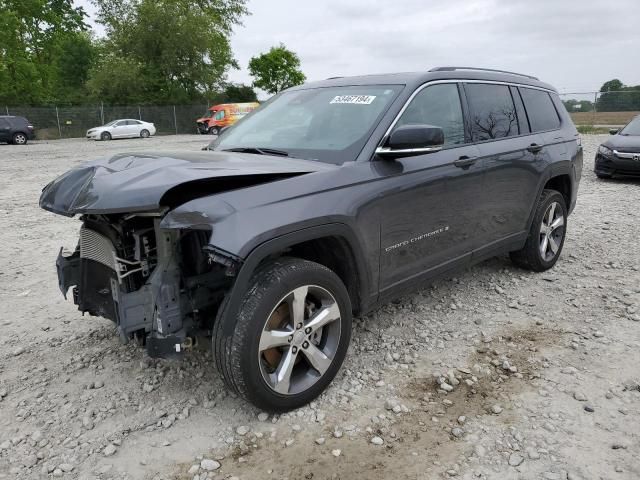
left=375, top=145, right=443, bottom=155
left=377, top=79, right=557, bottom=150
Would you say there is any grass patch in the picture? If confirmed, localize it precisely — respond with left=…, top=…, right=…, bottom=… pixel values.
left=577, top=125, right=610, bottom=134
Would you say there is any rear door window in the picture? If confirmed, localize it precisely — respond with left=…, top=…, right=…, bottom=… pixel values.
left=519, top=87, right=561, bottom=132
left=396, top=83, right=465, bottom=146
left=464, top=83, right=519, bottom=141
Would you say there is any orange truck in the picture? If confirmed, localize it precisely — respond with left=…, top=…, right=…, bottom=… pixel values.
left=196, top=102, right=260, bottom=135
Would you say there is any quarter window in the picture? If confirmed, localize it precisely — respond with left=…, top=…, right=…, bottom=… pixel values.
left=519, top=88, right=561, bottom=132
left=465, top=83, right=519, bottom=141
left=396, top=83, right=465, bottom=146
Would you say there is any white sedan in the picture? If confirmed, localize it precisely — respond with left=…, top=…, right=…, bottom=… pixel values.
left=86, top=119, right=156, bottom=141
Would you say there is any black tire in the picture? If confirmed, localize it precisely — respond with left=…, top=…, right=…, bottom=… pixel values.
left=510, top=189, right=567, bottom=272
left=140, top=129, right=150, bottom=138
left=212, top=257, right=352, bottom=412
left=101, top=131, right=112, bottom=141
left=208, top=126, right=219, bottom=135
left=12, top=132, right=27, bottom=145
left=595, top=172, right=611, bottom=179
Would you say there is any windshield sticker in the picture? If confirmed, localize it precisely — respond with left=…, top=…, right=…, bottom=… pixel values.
left=330, top=95, right=376, bottom=105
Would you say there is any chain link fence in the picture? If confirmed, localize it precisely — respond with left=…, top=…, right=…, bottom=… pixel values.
left=558, top=90, right=640, bottom=129
left=4, top=90, right=640, bottom=139
left=2, top=104, right=212, bottom=139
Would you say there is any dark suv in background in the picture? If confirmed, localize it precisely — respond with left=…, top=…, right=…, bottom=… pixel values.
left=40, top=67, right=582, bottom=411
left=0, top=115, right=35, bottom=145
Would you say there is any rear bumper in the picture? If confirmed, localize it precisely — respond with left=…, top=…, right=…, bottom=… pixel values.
left=595, top=153, right=640, bottom=177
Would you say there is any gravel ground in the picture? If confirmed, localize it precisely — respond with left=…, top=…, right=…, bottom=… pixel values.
left=0, top=134, right=639, bottom=480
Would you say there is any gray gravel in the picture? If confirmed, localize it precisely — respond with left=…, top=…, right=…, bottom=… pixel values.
left=0, top=134, right=639, bottom=479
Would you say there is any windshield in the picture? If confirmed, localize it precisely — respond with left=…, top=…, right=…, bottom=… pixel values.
left=212, top=85, right=403, bottom=164
left=103, top=120, right=118, bottom=127
left=204, top=110, right=215, bottom=118
left=620, top=116, right=640, bottom=136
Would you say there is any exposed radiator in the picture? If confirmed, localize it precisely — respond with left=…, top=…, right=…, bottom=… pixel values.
left=79, top=227, right=117, bottom=271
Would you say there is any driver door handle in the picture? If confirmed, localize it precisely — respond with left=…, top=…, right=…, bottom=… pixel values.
left=454, top=156, right=478, bottom=169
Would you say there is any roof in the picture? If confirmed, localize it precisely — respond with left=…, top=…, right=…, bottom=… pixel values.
left=290, top=67, right=557, bottom=92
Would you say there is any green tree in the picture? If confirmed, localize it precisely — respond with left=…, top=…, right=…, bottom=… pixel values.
left=248, top=44, right=306, bottom=95
left=0, top=0, right=89, bottom=105
left=599, top=79, right=624, bottom=92
left=90, top=0, right=248, bottom=104
left=51, top=31, right=96, bottom=104
left=223, top=83, right=257, bottom=102
left=562, top=99, right=593, bottom=113
left=597, top=79, right=640, bottom=112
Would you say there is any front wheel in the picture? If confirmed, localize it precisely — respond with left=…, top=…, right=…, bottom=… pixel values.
left=12, top=132, right=27, bottom=145
left=100, top=131, right=111, bottom=141
left=208, top=126, right=219, bottom=135
left=213, top=258, right=352, bottom=411
left=510, top=189, right=567, bottom=272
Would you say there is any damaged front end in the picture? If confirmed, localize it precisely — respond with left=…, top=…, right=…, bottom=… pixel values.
left=40, top=149, right=328, bottom=357
left=56, top=212, right=235, bottom=357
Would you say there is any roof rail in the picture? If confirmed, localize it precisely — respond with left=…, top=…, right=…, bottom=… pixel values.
left=429, top=66, right=538, bottom=80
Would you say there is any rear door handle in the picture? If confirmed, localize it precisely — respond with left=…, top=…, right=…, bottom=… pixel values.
left=527, top=143, right=544, bottom=154
left=454, top=156, right=478, bottom=169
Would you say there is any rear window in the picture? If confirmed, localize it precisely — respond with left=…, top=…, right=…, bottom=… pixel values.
left=519, top=88, right=561, bottom=132
left=464, top=83, right=519, bottom=141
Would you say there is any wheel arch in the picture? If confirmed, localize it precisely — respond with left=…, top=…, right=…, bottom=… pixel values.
left=216, top=223, right=371, bottom=336
left=543, top=173, right=571, bottom=209
left=525, top=161, right=574, bottom=233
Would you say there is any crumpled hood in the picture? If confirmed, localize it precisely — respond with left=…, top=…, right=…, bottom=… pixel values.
left=39, top=150, right=333, bottom=216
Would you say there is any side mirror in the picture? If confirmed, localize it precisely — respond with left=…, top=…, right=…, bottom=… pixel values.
left=609, top=128, right=619, bottom=135
left=376, top=124, right=444, bottom=157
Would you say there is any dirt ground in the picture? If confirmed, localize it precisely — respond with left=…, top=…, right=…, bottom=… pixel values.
left=0, top=134, right=639, bottom=480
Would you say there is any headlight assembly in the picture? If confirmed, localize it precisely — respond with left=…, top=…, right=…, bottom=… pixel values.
left=598, top=145, right=613, bottom=156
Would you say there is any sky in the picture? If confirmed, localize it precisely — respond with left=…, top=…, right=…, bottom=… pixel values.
left=77, top=0, right=640, bottom=96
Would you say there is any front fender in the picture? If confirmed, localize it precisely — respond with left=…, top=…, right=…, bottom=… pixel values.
left=217, top=223, right=372, bottom=335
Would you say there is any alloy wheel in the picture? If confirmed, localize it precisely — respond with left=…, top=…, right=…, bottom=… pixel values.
left=539, top=201, right=565, bottom=262
left=14, top=134, right=26, bottom=144
left=259, top=285, right=342, bottom=395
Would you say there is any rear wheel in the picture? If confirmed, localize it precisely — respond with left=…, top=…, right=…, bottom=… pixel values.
left=12, top=132, right=27, bottom=145
left=100, top=131, right=111, bottom=141
left=140, top=129, right=150, bottom=138
left=213, top=257, right=352, bottom=411
left=510, top=189, right=567, bottom=272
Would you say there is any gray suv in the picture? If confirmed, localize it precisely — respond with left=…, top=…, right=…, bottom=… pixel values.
left=40, top=67, right=582, bottom=411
